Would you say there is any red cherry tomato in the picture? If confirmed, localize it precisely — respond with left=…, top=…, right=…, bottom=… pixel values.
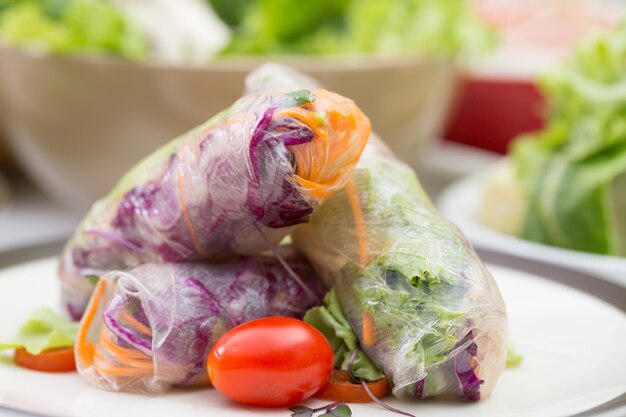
left=207, top=317, right=334, bottom=408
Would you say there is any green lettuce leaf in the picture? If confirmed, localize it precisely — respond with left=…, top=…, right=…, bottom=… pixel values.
left=304, top=289, right=384, bottom=382
left=357, top=254, right=464, bottom=367
left=224, top=0, right=494, bottom=56
left=511, top=22, right=626, bottom=256
left=0, top=0, right=19, bottom=14
left=0, top=0, right=149, bottom=60
left=0, top=307, right=79, bottom=355
left=505, top=346, right=523, bottom=369
left=208, top=0, right=255, bottom=27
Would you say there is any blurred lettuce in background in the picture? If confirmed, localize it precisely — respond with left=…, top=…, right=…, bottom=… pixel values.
left=511, top=22, right=626, bottom=255
left=0, top=0, right=493, bottom=61
left=208, top=0, right=254, bottom=28
left=0, top=0, right=148, bottom=60
left=219, top=0, right=494, bottom=56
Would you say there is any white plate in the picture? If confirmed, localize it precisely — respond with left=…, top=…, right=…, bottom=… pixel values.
left=0, top=258, right=625, bottom=417
left=437, top=171, right=626, bottom=287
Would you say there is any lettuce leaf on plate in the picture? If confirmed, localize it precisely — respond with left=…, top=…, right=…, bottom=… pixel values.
left=0, top=307, right=78, bottom=355
left=304, top=289, right=384, bottom=382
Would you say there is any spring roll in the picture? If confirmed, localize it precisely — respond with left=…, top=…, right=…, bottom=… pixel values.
left=293, top=138, right=507, bottom=401
left=75, top=251, right=324, bottom=393
left=60, top=75, right=370, bottom=319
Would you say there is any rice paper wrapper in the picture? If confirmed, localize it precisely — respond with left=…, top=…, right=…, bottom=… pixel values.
left=293, top=138, right=508, bottom=401
left=75, top=253, right=324, bottom=393
left=60, top=67, right=370, bottom=319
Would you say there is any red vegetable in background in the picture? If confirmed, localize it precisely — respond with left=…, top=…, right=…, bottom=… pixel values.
left=207, top=317, right=333, bottom=407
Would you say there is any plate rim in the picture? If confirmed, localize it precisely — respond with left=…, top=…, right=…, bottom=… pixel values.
left=437, top=169, right=626, bottom=288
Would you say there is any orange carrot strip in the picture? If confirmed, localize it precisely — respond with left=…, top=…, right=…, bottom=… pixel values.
left=93, top=362, right=153, bottom=377
left=362, top=312, right=375, bottom=346
left=291, top=177, right=332, bottom=199
left=277, top=89, right=369, bottom=200
left=276, top=108, right=326, bottom=137
left=345, top=179, right=369, bottom=265
left=94, top=345, right=153, bottom=371
left=76, top=280, right=107, bottom=368
left=345, top=178, right=375, bottom=346
left=117, top=309, right=152, bottom=337
left=99, top=332, right=152, bottom=364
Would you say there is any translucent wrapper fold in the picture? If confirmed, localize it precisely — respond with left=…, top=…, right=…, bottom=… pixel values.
left=293, top=138, right=507, bottom=401
left=59, top=70, right=370, bottom=319
left=75, top=252, right=324, bottom=393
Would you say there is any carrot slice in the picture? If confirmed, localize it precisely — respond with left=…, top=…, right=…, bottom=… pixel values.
left=314, top=369, right=390, bottom=403
left=361, top=312, right=375, bottom=346
left=14, top=347, right=76, bottom=373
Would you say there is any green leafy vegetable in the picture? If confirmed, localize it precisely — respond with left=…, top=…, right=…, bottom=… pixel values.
left=304, top=289, right=384, bottom=382
left=257, top=0, right=348, bottom=43
left=511, top=22, right=626, bottom=256
left=321, top=404, right=351, bottom=417
left=86, top=274, right=100, bottom=285
left=224, top=0, right=494, bottom=57
left=208, top=0, right=254, bottom=27
left=0, top=0, right=19, bottom=14
left=0, top=0, right=149, bottom=60
left=505, top=346, right=523, bottom=369
left=356, top=254, right=464, bottom=372
left=0, top=307, right=79, bottom=355
left=286, top=89, right=316, bottom=106
left=290, top=402, right=351, bottom=417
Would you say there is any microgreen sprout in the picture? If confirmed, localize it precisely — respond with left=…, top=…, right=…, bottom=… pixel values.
left=290, top=401, right=352, bottom=417
left=347, top=349, right=416, bottom=417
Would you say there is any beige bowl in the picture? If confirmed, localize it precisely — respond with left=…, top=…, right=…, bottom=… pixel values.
left=0, top=45, right=457, bottom=210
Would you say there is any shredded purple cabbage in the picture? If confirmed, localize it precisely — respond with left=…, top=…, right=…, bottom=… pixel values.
left=413, top=378, right=426, bottom=398
left=245, top=110, right=315, bottom=228
left=61, top=92, right=323, bottom=319
left=95, top=254, right=325, bottom=389
left=411, top=329, right=484, bottom=401
left=454, top=330, right=484, bottom=401
left=105, top=315, right=153, bottom=353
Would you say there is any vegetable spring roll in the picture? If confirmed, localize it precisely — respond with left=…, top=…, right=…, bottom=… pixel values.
left=293, top=138, right=507, bottom=401
left=75, top=251, right=324, bottom=393
left=60, top=76, right=370, bottom=319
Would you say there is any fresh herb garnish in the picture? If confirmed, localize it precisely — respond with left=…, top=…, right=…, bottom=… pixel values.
left=287, top=90, right=316, bottom=106
left=290, top=402, right=351, bottom=417
left=86, top=274, right=100, bottom=284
